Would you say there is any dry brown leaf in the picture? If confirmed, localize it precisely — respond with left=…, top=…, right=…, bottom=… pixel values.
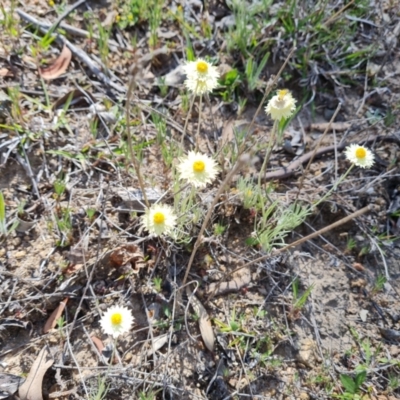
left=107, top=244, right=146, bottom=272
left=43, top=298, right=68, bottom=333
left=91, top=336, right=119, bottom=364
left=0, top=68, right=13, bottom=77
left=352, top=262, right=365, bottom=271
left=187, top=286, right=215, bottom=352
left=19, top=346, right=54, bottom=400
left=90, top=336, right=105, bottom=353
left=39, top=45, right=72, bottom=80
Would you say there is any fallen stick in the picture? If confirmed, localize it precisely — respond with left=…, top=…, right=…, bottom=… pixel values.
left=250, top=205, right=370, bottom=268
left=207, top=205, right=371, bottom=299
left=48, top=0, right=87, bottom=34
left=262, top=135, right=400, bottom=181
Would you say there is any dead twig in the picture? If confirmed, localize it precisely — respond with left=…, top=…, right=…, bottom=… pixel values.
left=48, top=0, right=87, bottom=34
left=16, top=9, right=126, bottom=93
left=246, top=205, right=371, bottom=267
left=207, top=205, right=371, bottom=299
left=260, top=135, right=400, bottom=182
left=294, top=102, right=341, bottom=199
left=323, top=0, right=357, bottom=27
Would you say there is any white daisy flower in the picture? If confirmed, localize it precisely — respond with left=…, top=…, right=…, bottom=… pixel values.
left=265, top=89, right=297, bottom=121
left=141, top=203, right=177, bottom=236
left=100, top=305, right=134, bottom=338
left=344, top=144, right=374, bottom=168
left=177, top=151, right=219, bottom=188
left=182, top=59, right=219, bottom=95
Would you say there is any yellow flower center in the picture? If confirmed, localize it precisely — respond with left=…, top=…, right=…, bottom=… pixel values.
left=277, top=89, right=289, bottom=101
left=196, top=61, right=208, bottom=74
left=111, top=313, right=122, bottom=325
left=355, top=147, right=366, bottom=159
left=193, top=160, right=205, bottom=172
left=153, top=212, right=165, bottom=224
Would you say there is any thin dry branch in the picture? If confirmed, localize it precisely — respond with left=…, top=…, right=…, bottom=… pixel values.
left=16, top=9, right=126, bottom=93
left=261, top=135, right=400, bottom=181
left=246, top=205, right=371, bottom=267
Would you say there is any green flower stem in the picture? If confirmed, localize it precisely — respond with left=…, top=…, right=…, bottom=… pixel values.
left=240, top=46, right=296, bottom=146
left=195, top=93, right=203, bottom=151
left=181, top=93, right=196, bottom=146
left=182, top=155, right=247, bottom=285
left=257, top=120, right=278, bottom=189
left=314, top=164, right=355, bottom=208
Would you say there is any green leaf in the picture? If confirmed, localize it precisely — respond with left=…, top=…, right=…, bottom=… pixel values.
left=222, top=69, right=239, bottom=86
left=354, top=371, right=367, bottom=389
left=245, top=237, right=259, bottom=246
left=185, top=34, right=195, bottom=61
left=230, top=320, right=239, bottom=331
left=340, top=374, right=356, bottom=394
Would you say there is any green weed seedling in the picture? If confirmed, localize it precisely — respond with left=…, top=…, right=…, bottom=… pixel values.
left=218, top=68, right=241, bottom=103
left=213, top=223, right=226, bottom=236
left=148, top=0, right=163, bottom=48
left=358, top=245, right=370, bottom=257
left=152, top=276, right=162, bottom=293
left=56, top=316, right=66, bottom=339
left=7, top=86, right=24, bottom=123
left=116, top=0, right=163, bottom=47
left=293, top=280, right=314, bottom=311
left=335, top=371, right=366, bottom=400
left=0, top=0, right=21, bottom=52
left=388, top=374, right=399, bottom=392
left=152, top=112, right=167, bottom=145
left=287, top=277, right=315, bottom=319
left=157, top=77, right=169, bottom=98
left=346, top=237, right=357, bottom=252
left=139, top=390, right=159, bottom=400
left=55, top=208, right=73, bottom=247
left=96, top=21, right=111, bottom=70
left=226, top=0, right=272, bottom=58
left=372, top=274, right=386, bottom=294
left=86, top=208, right=96, bottom=221
left=257, top=203, right=311, bottom=252
left=29, top=28, right=57, bottom=68
left=214, top=309, right=244, bottom=334
left=245, top=52, right=269, bottom=91
left=54, top=179, right=66, bottom=200
left=88, top=376, right=109, bottom=400
left=214, top=309, right=256, bottom=350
